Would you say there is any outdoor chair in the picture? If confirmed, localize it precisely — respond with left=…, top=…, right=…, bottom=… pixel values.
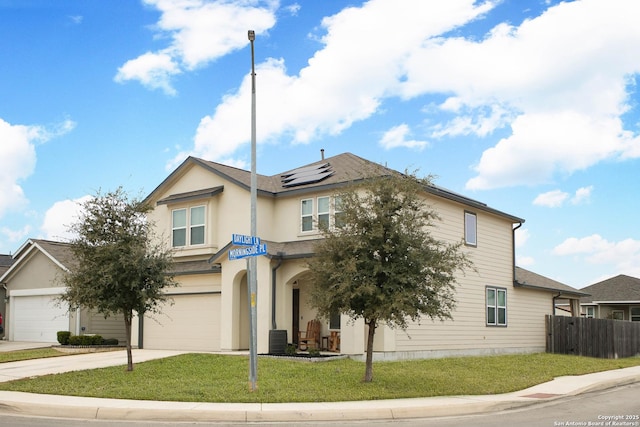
left=298, top=319, right=321, bottom=351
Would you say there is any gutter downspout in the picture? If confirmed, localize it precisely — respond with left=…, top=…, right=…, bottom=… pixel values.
left=512, top=222, right=523, bottom=285
left=271, top=252, right=284, bottom=330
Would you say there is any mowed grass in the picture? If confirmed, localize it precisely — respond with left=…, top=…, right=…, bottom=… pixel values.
left=0, top=352, right=638, bottom=403
left=0, top=348, right=65, bottom=363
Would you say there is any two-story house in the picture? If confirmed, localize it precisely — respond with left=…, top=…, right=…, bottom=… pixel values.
left=133, top=152, right=585, bottom=359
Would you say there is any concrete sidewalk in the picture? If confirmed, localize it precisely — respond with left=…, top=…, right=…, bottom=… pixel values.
left=0, top=346, right=638, bottom=422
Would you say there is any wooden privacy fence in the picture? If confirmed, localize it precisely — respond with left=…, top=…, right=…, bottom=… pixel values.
left=546, top=315, right=640, bottom=359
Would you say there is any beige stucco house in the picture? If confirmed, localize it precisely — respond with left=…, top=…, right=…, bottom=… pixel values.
left=0, top=239, right=126, bottom=343
left=133, top=152, right=585, bottom=360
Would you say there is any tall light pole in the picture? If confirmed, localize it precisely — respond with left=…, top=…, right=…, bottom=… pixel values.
left=247, top=29, right=258, bottom=392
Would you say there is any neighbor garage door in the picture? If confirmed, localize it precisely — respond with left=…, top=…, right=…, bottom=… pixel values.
left=13, top=295, right=69, bottom=342
left=143, top=293, right=220, bottom=351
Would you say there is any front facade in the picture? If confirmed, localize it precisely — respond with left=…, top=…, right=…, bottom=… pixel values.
left=134, top=152, right=582, bottom=359
left=0, top=239, right=127, bottom=343
left=580, top=275, right=640, bottom=321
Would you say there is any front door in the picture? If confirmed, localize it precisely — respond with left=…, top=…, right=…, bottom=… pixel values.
left=292, top=288, right=300, bottom=345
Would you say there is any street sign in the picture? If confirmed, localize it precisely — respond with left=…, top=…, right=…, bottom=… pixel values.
left=228, top=243, right=267, bottom=260
left=232, top=233, right=261, bottom=246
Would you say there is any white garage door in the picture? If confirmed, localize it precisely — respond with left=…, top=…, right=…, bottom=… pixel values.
left=144, top=294, right=220, bottom=351
left=13, top=295, right=69, bottom=342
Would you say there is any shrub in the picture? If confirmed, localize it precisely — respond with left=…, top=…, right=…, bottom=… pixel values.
left=102, top=338, right=119, bottom=346
left=285, top=344, right=297, bottom=356
left=308, top=347, right=321, bottom=357
left=57, top=331, right=71, bottom=345
left=67, top=334, right=103, bottom=346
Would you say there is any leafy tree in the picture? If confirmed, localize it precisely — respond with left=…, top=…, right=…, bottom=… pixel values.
left=59, top=187, right=177, bottom=371
left=307, top=171, right=473, bottom=382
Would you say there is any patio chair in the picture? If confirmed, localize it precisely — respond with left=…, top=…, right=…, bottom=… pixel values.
left=298, top=319, right=321, bottom=351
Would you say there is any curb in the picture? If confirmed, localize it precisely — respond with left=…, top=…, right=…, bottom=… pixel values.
left=0, top=366, right=638, bottom=422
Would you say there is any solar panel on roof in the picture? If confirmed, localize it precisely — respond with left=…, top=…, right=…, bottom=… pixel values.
left=281, top=163, right=333, bottom=188
left=281, top=162, right=330, bottom=178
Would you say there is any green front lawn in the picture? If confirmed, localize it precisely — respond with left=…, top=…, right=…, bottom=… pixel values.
left=0, top=348, right=65, bottom=363
left=0, top=352, right=638, bottom=403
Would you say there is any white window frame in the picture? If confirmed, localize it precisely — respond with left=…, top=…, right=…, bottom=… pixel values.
left=189, top=205, right=206, bottom=246
left=172, top=205, right=206, bottom=247
left=172, top=208, right=187, bottom=247
left=334, top=195, right=345, bottom=228
left=465, top=211, right=477, bottom=247
left=317, top=196, right=330, bottom=230
left=585, top=306, right=596, bottom=318
left=301, top=199, right=314, bottom=232
left=487, top=287, right=507, bottom=326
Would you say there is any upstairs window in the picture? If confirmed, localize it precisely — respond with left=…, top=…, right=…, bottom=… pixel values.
left=465, top=211, right=477, bottom=246
left=334, top=196, right=346, bottom=228
left=317, top=196, right=330, bottom=230
left=300, top=196, right=345, bottom=233
left=172, top=206, right=206, bottom=247
left=487, top=287, right=507, bottom=326
left=301, top=199, right=314, bottom=232
left=190, top=206, right=205, bottom=245
left=172, top=209, right=187, bottom=247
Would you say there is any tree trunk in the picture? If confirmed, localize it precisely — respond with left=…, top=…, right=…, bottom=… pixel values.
left=363, top=318, right=377, bottom=383
left=124, top=311, right=134, bottom=371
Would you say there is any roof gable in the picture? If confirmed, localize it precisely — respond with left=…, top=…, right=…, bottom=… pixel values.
left=580, top=274, right=640, bottom=303
left=0, top=239, right=74, bottom=283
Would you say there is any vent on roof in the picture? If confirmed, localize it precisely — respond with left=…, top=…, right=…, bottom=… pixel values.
left=281, top=162, right=334, bottom=188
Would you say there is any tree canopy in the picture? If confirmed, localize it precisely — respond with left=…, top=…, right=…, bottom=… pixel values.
left=307, top=171, right=473, bottom=382
left=60, top=187, right=177, bottom=371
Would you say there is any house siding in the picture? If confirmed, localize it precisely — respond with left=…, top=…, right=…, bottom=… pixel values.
left=138, top=154, right=571, bottom=358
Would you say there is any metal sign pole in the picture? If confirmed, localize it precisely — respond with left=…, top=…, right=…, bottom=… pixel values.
left=247, top=29, right=258, bottom=392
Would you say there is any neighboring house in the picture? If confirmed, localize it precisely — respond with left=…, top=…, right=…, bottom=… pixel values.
left=580, top=275, right=640, bottom=321
left=133, top=151, right=586, bottom=360
left=514, top=267, right=589, bottom=317
left=0, top=239, right=127, bottom=343
left=0, top=254, right=15, bottom=338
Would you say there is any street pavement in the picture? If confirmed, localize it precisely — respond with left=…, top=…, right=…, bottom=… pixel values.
left=0, top=341, right=638, bottom=423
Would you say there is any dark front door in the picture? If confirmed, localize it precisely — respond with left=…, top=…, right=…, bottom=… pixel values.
left=292, top=288, right=300, bottom=345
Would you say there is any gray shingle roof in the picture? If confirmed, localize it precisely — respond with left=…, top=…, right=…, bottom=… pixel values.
left=29, top=239, right=76, bottom=270
left=580, top=274, right=640, bottom=303
left=184, top=152, right=524, bottom=223
left=515, top=266, right=589, bottom=297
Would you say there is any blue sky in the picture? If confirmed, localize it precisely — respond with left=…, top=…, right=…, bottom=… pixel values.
left=1, top=0, right=639, bottom=289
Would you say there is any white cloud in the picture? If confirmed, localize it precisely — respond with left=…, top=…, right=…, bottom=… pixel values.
left=571, top=186, right=593, bottom=205
left=533, top=190, right=569, bottom=208
left=533, top=186, right=594, bottom=208
left=174, top=0, right=494, bottom=165
left=0, top=117, right=76, bottom=223
left=516, top=255, right=535, bottom=267
left=0, top=224, right=31, bottom=248
left=515, top=227, right=530, bottom=248
left=552, top=234, right=640, bottom=278
left=158, top=0, right=640, bottom=179
left=379, top=124, right=428, bottom=150
left=41, top=196, right=91, bottom=242
left=450, top=0, right=640, bottom=189
left=115, top=0, right=278, bottom=94
left=115, top=52, right=181, bottom=96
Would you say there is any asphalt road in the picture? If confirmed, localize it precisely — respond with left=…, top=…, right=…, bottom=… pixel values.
left=0, top=382, right=639, bottom=427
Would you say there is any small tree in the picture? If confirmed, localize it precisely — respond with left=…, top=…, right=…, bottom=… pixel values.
left=59, top=187, right=177, bottom=371
left=307, top=171, right=473, bottom=382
